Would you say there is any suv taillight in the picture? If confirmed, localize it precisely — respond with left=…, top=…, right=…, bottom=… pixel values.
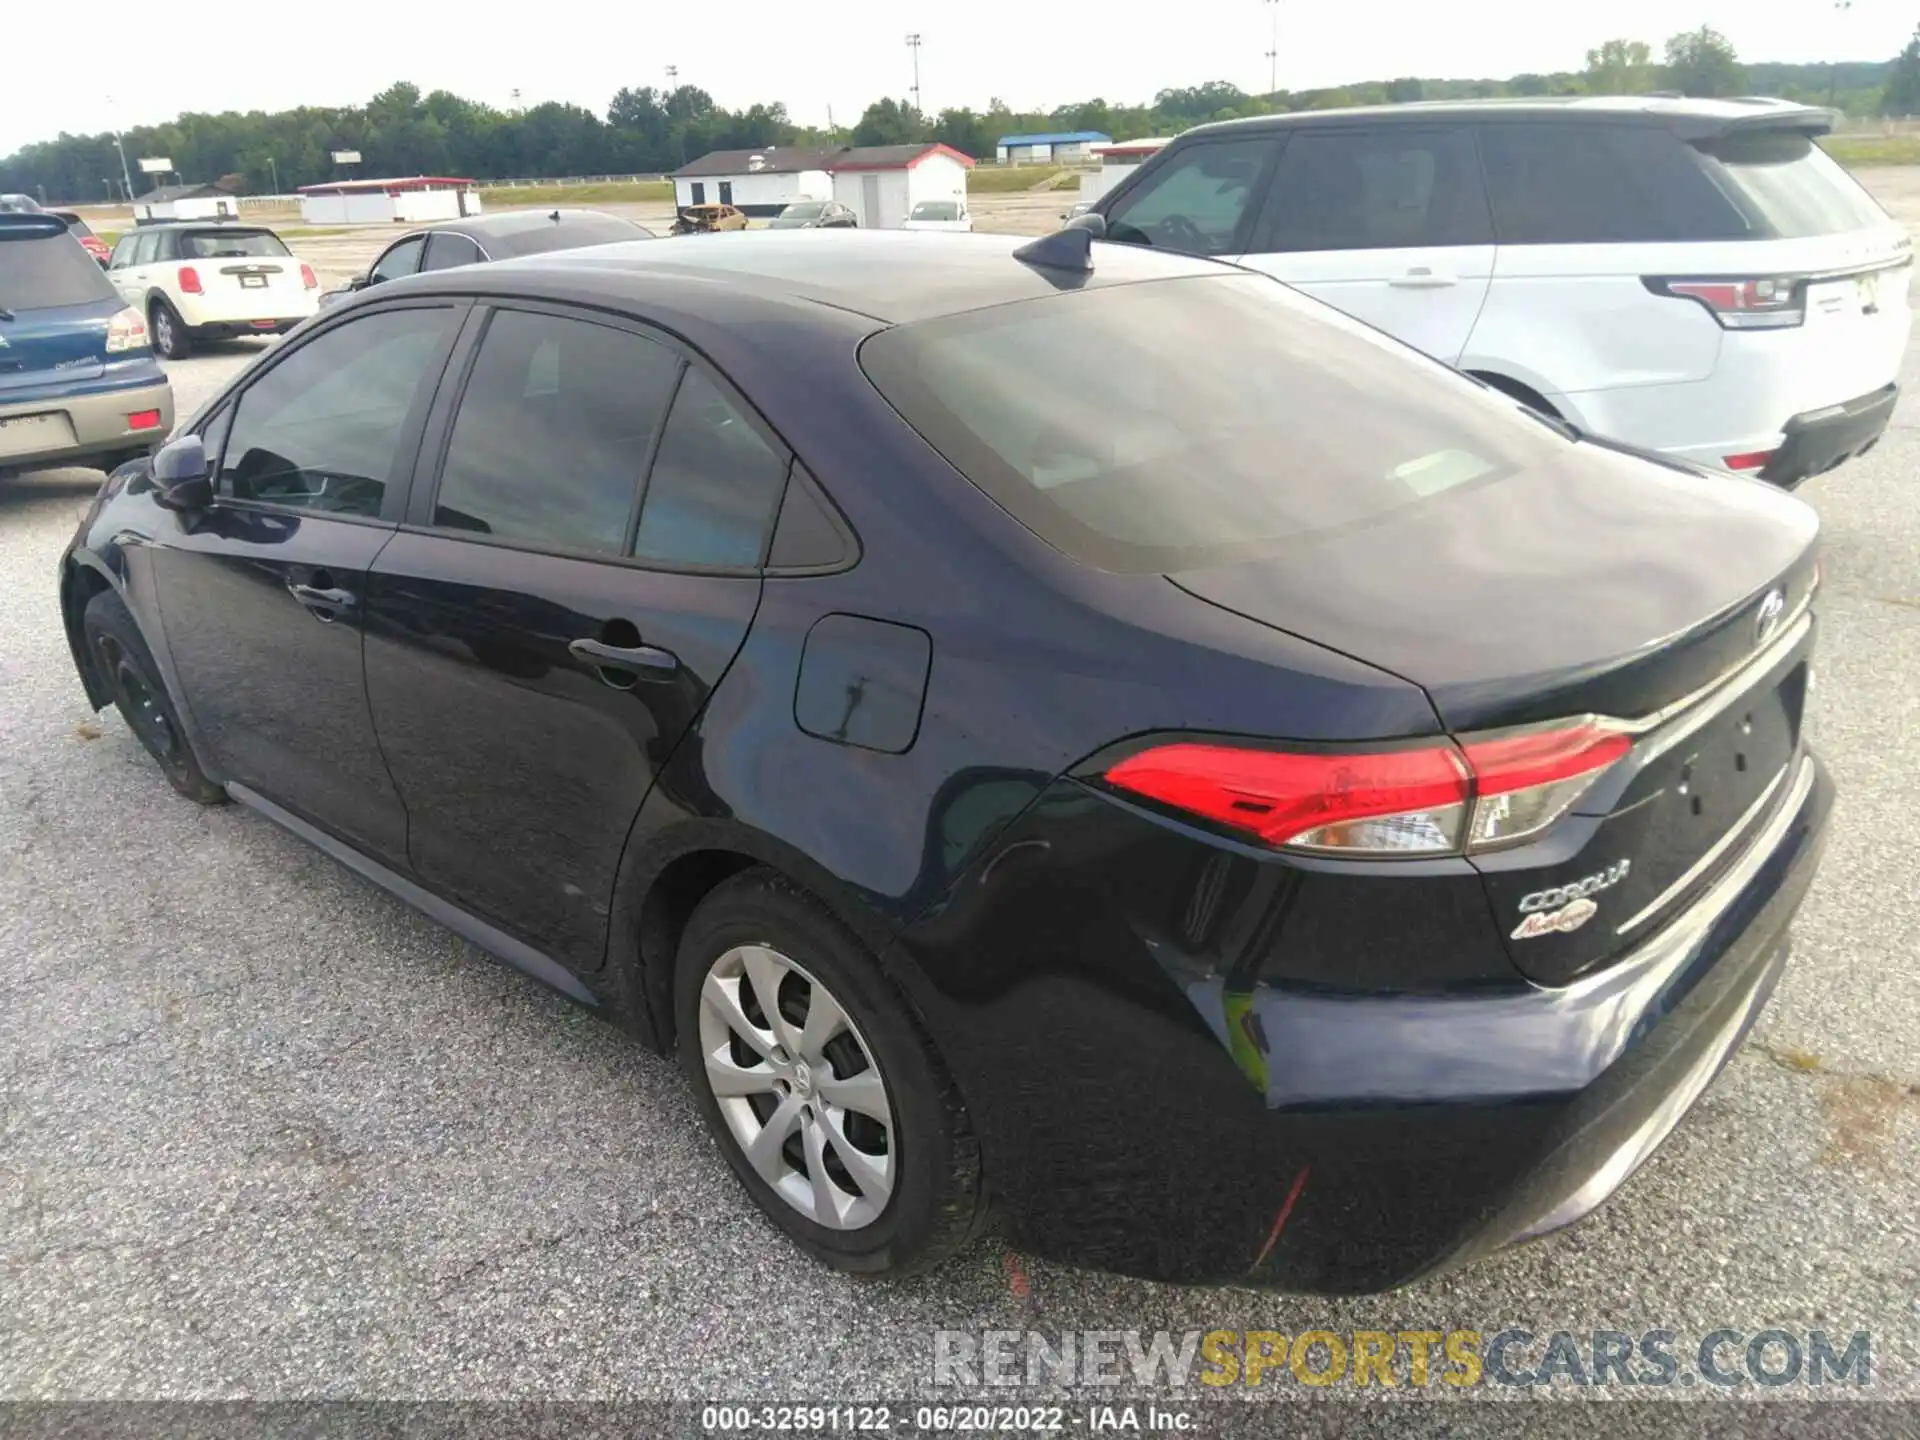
left=104, top=307, right=150, bottom=353
left=299, top=263, right=318, bottom=289
left=1102, top=720, right=1630, bottom=857
left=1645, top=275, right=1805, bottom=330
left=178, top=265, right=203, bottom=294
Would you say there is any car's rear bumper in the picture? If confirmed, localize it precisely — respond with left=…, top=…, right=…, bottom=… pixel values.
left=1756, top=383, right=1898, bottom=488
left=0, top=371, right=173, bottom=470
left=891, top=747, right=1832, bottom=1292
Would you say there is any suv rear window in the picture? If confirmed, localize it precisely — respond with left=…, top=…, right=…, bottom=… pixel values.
left=1694, top=129, right=1889, bottom=237
left=860, top=274, right=1558, bottom=573
left=1479, top=124, right=1752, bottom=244
left=180, top=229, right=291, bottom=258
left=0, top=227, right=118, bottom=310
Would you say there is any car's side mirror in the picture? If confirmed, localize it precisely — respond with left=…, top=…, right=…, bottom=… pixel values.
left=152, top=434, right=212, bottom=511
left=1063, top=212, right=1107, bottom=239
left=348, top=272, right=371, bottom=291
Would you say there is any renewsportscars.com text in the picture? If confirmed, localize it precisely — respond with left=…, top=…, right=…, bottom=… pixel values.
left=932, top=1328, right=1871, bottom=1390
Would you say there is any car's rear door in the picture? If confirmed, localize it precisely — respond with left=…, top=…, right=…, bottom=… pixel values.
left=1234, top=124, right=1495, bottom=364
left=146, top=298, right=468, bottom=865
left=361, top=301, right=789, bottom=970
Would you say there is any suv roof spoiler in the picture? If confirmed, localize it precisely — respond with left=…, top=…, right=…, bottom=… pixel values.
left=1667, top=105, right=1837, bottom=142
left=0, top=212, right=68, bottom=239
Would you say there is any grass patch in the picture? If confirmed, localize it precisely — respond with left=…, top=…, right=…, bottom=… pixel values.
left=967, top=166, right=1077, bottom=194
left=479, top=180, right=673, bottom=206
left=1822, top=135, right=1920, bottom=167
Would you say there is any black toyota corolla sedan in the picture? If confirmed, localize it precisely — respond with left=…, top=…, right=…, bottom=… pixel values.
left=58, top=230, right=1831, bottom=1292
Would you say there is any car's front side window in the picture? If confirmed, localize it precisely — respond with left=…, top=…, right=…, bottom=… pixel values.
left=219, top=306, right=457, bottom=518
left=430, top=308, right=682, bottom=554
left=1104, top=138, right=1275, bottom=255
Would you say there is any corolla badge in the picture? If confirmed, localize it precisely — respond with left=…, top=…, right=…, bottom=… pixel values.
left=1755, top=588, right=1786, bottom=647
left=1512, top=859, right=1631, bottom=941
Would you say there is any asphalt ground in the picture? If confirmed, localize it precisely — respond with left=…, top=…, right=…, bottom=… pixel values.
left=1, top=186, right=1917, bottom=1433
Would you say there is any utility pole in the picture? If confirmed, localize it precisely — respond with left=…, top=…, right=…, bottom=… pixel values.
left=665, top=66, right=684, bottom=166
left=1263, top=0, right=1279, bottom=99
left=1828, top=0, right=1853, bottom=108
left=267, top=155, right=279, bottom=193
left=905, top=33, right=923, bottom=116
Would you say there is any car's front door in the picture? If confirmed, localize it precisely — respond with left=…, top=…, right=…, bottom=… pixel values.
left=1234, top=126, right=1495, bottom=364
left=361, top=302, right=788, bottom=969
left=146, top=300, right=467, bottom=864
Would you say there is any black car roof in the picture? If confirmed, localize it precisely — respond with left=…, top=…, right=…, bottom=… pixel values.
left=417, top=208, right=651, bottom=256
left=482, top=229, right=1225, bottom=324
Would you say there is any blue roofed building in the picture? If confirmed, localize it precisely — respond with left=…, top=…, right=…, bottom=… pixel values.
left=994, top=131, right=1113, bottom=165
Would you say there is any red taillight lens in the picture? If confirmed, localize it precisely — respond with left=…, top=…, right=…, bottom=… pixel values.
left=1459, top=721, right=1631, bottom=849
left=178, top=265, right=203, bottom=294
left=126, top=409, right=163, bottom=431
left=1103, top=743, right=1470, bottom=855
left=1724, top=450, right=1775, bottom=472
left=1104, top=721, right=1630, bottom=857
left=1647, top=275, right=1804, bottom=330
left=300, top=263, right=317, bottom=290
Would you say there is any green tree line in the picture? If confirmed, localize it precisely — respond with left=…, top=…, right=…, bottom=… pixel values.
left=4, top=27, right=1916, bottom=204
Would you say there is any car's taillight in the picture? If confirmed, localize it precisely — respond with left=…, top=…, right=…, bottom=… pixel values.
left=1458, top=721, right=1632, bottom=849
left=104, top=307, right=149, bottom=353
left=1645, top=275, right=1805, bottom=330
left=178, top=265, right=203, bottom=294
left=126, top=409, right=163, bottom=431
left=1102, top=720, right=1631, bottom=857
left=1724, top=450, right=1776, bottom=472
left=299, top=263, right=317, bottom=290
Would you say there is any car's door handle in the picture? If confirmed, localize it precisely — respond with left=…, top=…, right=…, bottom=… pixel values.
left=569, top=636, right=679, bottom=675
left=287, top=582, right=356, bottom=618
left=1390, top=267, right=1458, bottom=288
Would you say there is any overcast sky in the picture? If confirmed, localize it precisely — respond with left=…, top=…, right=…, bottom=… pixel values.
left=6, top=1, right=1911, bottom=157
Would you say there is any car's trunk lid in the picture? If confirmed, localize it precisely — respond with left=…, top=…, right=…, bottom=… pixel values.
left=1170, top=439, right=1821, bottom=983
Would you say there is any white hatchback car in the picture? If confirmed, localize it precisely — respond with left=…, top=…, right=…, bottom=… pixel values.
left=1082, top=97, right=1911, bottom=485
left=903, top=199, right=973, bottom=233
left=107, top=222, right=320, bottom=359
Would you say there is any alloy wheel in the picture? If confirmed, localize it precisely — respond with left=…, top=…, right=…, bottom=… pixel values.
left=697, top=944, right=895, bottom=1230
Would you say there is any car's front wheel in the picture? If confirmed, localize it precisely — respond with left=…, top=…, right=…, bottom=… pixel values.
left=82, top=589, right=224, bottom=804
left=149, top=299, right=191, bottom=360
left=675, top=868, right=985, bottom=1275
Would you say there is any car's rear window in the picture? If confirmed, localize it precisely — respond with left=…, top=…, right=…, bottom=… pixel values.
left=782, top=203, right=827, bottom=219
left=0, top=230, right=117, bottom=310
left=1694, top=129, right=1890, bottom=238
left=912, top=202, right=961, bottom=220
left=181, top=229, right=291, bottom=258
left=860, top=273, right=1561, bottom=573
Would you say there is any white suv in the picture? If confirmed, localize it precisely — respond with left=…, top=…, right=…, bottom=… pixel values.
left=1083, top=97, right=1911, bottom=485
left=107, top=222, right=321, bottom=359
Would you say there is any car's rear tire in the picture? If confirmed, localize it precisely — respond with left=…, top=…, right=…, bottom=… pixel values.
left=675, top=868, right=984, bottom=1276
left=149, top=299, right=191, bottom=360
left=82, top=589, right=224, bottom=805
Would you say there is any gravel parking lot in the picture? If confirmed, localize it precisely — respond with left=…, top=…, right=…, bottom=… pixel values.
left=2, top=176, right=1918, bottom=1424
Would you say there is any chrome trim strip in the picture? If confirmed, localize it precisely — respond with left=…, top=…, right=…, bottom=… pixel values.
left=1616, top=593, right=1812, bottom=740
left=1614, top=759, right=1794, bottom=938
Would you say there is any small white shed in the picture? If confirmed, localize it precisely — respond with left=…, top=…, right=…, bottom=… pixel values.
left=670, top=148, right=837, bottom=217
left=131, top=185, right=237, bottom=224
left=830, top=144, right=975, bottom=231
left=297, top=176, right=482, bottom=226
left=1077, top=139, right=1172, bottom=207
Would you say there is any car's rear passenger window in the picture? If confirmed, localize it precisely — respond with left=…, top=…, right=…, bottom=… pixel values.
left=432, top=309, right=681, bottom=554
left=632, top=368, right=789, bottom=569
left=1253, top=126, right=1491, bottom=251
left=1478, top=124, right=1752, bottom=244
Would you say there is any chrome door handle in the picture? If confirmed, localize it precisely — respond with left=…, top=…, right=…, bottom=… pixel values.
left=287, top=582, right=356, bottom=619
left=569, top=636, right=679, bottom=675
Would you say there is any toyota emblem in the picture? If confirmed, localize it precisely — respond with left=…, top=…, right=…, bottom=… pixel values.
left=1754, top=588, right=1786, bottom=647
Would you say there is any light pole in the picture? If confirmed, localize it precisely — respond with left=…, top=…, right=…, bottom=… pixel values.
left=105, top=93, right=137, bottom=201
left=905, top=33, right=923, bottom=116
left=665, top=66, right=683, bottom=166
left=1263, top=0, right=1279, bottom=99
left=1828, top=0, right=1853, bottom=108
left=267, top=155, right=279, bottom=193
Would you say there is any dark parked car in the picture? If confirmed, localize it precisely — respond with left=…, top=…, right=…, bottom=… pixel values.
left=320, top=208, right=652, bottom=309
left=768, top=200, right=858, bottom=230
left=1, top=212, right=171, bottom=477
left=59, top=230, right=1831, bottom=1291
